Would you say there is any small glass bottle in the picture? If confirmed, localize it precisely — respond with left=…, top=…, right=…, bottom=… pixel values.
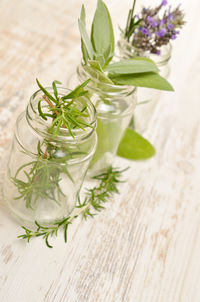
left=77, top=64, right=137, bottom=175
left=117, top=35, right=172, bottom=133
left=3, top=87, right=97, bottom=226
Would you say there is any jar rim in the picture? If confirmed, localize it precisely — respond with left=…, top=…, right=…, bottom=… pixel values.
left=77, top=62, right=136, bottom=97
left=26, top=86, right=97, bottom=143
left=15, top=111, right=97, bottom=165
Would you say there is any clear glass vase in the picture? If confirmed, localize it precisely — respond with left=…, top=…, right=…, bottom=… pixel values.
left=117, top=35, right=172, bottom=133
left=77, top=64, right=137, bottom=175
left=3, top=87, right=97, bottom=226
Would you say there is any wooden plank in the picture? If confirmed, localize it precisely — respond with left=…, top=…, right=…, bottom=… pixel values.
left=0, top=0, right=200, bottom=301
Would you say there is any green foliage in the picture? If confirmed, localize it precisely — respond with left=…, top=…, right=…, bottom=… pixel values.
left=91, top=0, right=115, bottom=55
left=117, top=128, right=156, bottom=160
left=78, top=0, right=174, bottom=91
left=106, top=57, right=159, bottom=74
left=18, top=166, right=126, bottom=248
left=124, top=0, right=142, bottom=41
left=109, top=72, right=174, bottom=91
left=36, top=78, right=92, bottom=138
left=13, top=79, right=91, bottom=209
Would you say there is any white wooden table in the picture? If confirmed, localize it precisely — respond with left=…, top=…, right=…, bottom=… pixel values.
left=0, top=0, right=200, bottom=301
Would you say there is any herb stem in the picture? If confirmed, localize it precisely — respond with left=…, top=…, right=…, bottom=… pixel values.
left=42, top=95, right=59, bottom=115
left=18, top=166, right=126, bottom=248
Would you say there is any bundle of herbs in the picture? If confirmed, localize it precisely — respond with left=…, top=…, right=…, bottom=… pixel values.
left=78, top=0, right=174, bottom=162
left=10, top=79, right=126, bottom=248
left=124, top=0, right=185, bottom=55
left=12, top=79, right=92, bottom=210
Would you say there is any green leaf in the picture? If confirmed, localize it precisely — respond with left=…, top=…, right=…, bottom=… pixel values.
left=102, top=44, right=113, bottom=68
left=90, top=117, right=122, bottom=167
left=38, top=99, right=47, bottom=120
left=36, top=79, right=57, bottom=104
left=110, top=72, right=174, bottom=91
left=91, top=0, right=114, bottom=56
left=52, top=80, right=62, bottom=100
left=78, top=19, right=94, bottom=60
left=81, top=40, right=89, bottom=64
left=80, top=4, right=86, bottom=25
left=80, top=5, right=89, bottom=64
left=88, top=60, right=104, bottom=72
left=94, top=55, right=105, bottom=68
left=61, top=79, right=90, bottom=100
left=89, top=118, right=110, bottom=167
left=106, top=58, right=159, bottom=74
left=84, top=64, right=113, bottom=85
left=117, top=128, right=156, bottom=160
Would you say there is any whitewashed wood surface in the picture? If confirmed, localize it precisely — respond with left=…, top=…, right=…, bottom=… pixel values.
left=0, top=0, right=200, bottom=301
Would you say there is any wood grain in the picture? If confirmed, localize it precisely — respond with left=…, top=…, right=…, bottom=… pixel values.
left=0, top=0, right=200, bottom=301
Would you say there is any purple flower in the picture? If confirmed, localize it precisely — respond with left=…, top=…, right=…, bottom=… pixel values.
left=147, top=16, right=153, bottom=23
left=147, top=16, right=157, bottom=27
left=156, top=28, right=167, bottom=37
left=129, top=0, right=185, bottom=55
left=168, top=23, right=174, bottom=30
left=161, top=0, right=168, bottom=6
left=141, top=27, right=149, bottom=35
left=151, top=19, right=158, bottom=27
left=160, top=19, right=166, bottom=25
left=168, top=13, right=173, bottom=20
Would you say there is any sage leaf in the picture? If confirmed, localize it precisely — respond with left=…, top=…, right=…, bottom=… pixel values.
left=89, top=60, right=104, bottom=72
left=89, top=118, right=110, bottom=167
left=103, top=44, right=114, bottom=68
left=80, top=4, right=86, bottom=25
left=78, top=19, right=94, bottom=60
left=80, top=5, right=90, bottom=63
left=106, top=57, right=159, bottom=74
left=81, top=40, right=90, bottom=64
left=84, top=64, right=113, bottom=85
left=91, top=0, right=114, bottom=56
left=90, top=117, right=121, bottom=166
left=110, top=72, right=174, bottom=91
left=117, top=128, right=156, bottom=160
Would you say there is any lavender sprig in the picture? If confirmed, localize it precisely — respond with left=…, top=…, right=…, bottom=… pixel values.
left=124, top=0, right=185, bottom=55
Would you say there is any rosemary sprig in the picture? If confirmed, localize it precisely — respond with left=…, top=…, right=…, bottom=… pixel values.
left=18, top=166, right=126, bottom=248
left=12, top=79, right=92, bottom=209
left=36, top=78, right=92, bottom=138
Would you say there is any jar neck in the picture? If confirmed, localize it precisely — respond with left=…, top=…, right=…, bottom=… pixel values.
left=77, top=63, right=137, bottom=117
left=77, top=63, right=136, bottom=100
left=26, top=87, right=96, bottom=143
left=118, top=34, right=172, bottom=66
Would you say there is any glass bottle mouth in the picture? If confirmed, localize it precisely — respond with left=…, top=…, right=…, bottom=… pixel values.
left=77, top=63, right=136, bottom=98
left=26, top=87, right=97, bottom=143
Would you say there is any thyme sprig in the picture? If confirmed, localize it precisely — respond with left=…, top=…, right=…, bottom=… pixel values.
left=18, top=166, right=126, bottom=248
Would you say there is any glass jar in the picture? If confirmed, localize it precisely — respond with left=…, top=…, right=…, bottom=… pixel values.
left=77, top=64, right=137, bottom=175
left=117, top=35, right=172, bottom=78
left=3, top=87, right=97, bottom=226
left=117, top=35, right=172, bottom=133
